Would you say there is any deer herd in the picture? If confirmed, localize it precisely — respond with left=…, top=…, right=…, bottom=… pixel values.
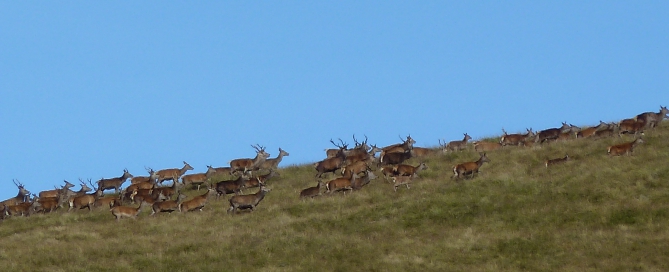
left=1, top=106, right=667, bottom=222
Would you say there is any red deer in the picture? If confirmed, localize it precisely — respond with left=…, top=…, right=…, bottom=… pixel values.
left=544, top=154, right=570, bottom=168
left=500, top=128, right=534, bottom=146
left=314, top=145, right=347, bottom=178
left=205, top=165, right=233, bottom=178
left=379, top=135, right=416, bottom=160
left=351, top=170, right=377, bottom=190
left=150, top=193, right=187, bottom=216
left=6, top=198, right=38, bottom=217
left=407, top=146, right=438, bottom=158
left=593, top=122, right=620, bottom=138
left=452, top=153, right=491, bottom=180
left=110, top=201, right=149, bottom=221
left=534, top=122, right=571, bottom=144
left=182, top=170, right=210, bottom=191
left=576, top=121, right=608, bottom=138
left=97, top=168, right=133, bottom=194
left=151, top=181, right=183, bottom=201
left=474, top=141, right=502, bottom=152
left=300, top=180, right=324, bottom=199
left=68, top=188, right=102, bottom=212
left=227, top=185, right=270, bottom=214
left=325, top=172, right=356, bottom=195
left=324, top=138, right=349, bottom=159
left=94, top=195, right=120, bottom=209
left=180, top=188, right=216, bottom=212
left=39, top=180, right=74, bottom=199
left=245, top=169, right=279, bottom=190
left=230, top=145, right=270, bottom=175
left=130, top=168, right=158, bottom=185
left=636, top=106, right=668, bottom=129
left=394, top=162, right=428, bottom=177
left=57, top=180, right=94, bottom=208
left=35, top=196, right=60, bottom=213
left=214, top=175, right=250, bottom=199
left=341, top=161, right=372, bottom=178
left=130, top=189, right=165, bottom=206
left=618, top=119, right=645, bottom=136
left=379, top=148, right=415, bottom=166
left=380, top=165, right=398, bottom=182
left=1, top=180, right=31, bottom=209
left=259, top=148, right=290, bottom=170
left=557, top=125, right=580, bottom=141
left=392, top=176, right=414, bottom=192
left=608, top=138, right=644, bottom=156
left=442, top=133, right=472, bottom=152
left=155, top=161, right=194, bottom=185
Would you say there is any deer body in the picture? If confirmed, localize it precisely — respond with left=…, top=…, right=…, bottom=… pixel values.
left=452, top=153, right=491, bottom=180
left=155, top=161, right=193, bottom=184
left=300, top=181, right=324, bottom=198
left=214, top=175, right=249, bottom=199
left=545, top=154, right=570, bottom=168
left=227, top=186, right=270, bottom=214
left=608, top=138, right=644, bottom=156
left=394, top=162, right=428, bottom=177
left=636, top=106, right=668, bottom=128
left=443, top=133, right=472, bottom=152
left=500, top=129, right=534, bottom=146
left=392, top=176, right=414, bottom=192
left=151, top=193, right=187, bottom=215
left=110, top=202, right=148, bottom=221
left=259, top=148, right=289, bottom=170
left=230, top=145, right=270, bottom=175
left=97, top=169, right=133, bottom=194
left=474, top=141, right=502, bottom=152
left=180, top=188, right=215, bottom=212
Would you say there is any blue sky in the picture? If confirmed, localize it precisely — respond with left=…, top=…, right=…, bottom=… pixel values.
left=1, top=1, right=667, bottom=200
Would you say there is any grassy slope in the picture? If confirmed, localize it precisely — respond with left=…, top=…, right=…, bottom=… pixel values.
left=1, top=124, right=669, bottom=271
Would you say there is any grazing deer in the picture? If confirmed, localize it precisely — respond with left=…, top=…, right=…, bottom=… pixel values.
left=379, top=135, right=416, bottom=160
left=608, top=138, right=644, bottom=156
left=230, top=145, right=270, bottom=175
left=227, top=185, right=270, bottom=214
left=500, top=128, right=534, bottom=146
left=452, top=153, right=491, bottom=180
left=39, top=180, right=74, bottom=199
left=474, top=141, right=502, bottom=152
left=443, top=133, right=472, bottom=152
left=151, top=193, right=187, bottom=216
left=636, top=106, right=668, bottom=129
left=97, top=169, right=133, bottom=194
left=110, top=201, right=149, bottom=221
left=182, top=170, right=210, bottom=191
left=155, top=161, right=194, bottom=185
left=130, top=167, right=158, bottom=185
left=394, top=162, right=428, bottom=177
left=1, top=180, right=31, bottom=208
left=535, top=122, right=571, bottom=144
left=392, top=176, right=414, bottom=192
left=180, top=188, right=216, bottom=212
left=259, top=148, right=289, bottom=170
left=214, top=175, right=250, bottom=199
left=544, top=154, right=570, bottom=168
left=300, top=180, right=324, bottom=199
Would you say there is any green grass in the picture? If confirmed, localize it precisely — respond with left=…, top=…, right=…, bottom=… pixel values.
left=2, top=124, right=669, bottom=271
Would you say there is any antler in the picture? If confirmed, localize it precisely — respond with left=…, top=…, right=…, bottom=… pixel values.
left=12, top=179, right=23, bottom=188
left=251, top=144, right=266, bottom=152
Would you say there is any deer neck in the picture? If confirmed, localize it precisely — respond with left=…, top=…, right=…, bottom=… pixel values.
left=179, top=166, right=190, bottom=176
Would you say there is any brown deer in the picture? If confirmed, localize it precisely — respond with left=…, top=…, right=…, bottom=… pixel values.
left=379, top=148, right=415, bottom=166
left=392, top=176, right=414, bottom=192
left=608, top=138, right=644, bottom=156
left=636, top=106, right=668, bottom=128
left=534, top=122, right=572, bottom=144
left=1, top=180, right=31, bottom=209
left=394, top=162, right=428, bottom=177
left=6, top=197, right=39, bottom=217
left=230, top=145, right=270, bottom=175
left=205, top=165, right=233, bottom=178
left=130, top=167, right=158, bottom=185
left=179, top=188, right=215, bottom=212
left=38, top=180, right=74, bottom=199
left=351, top=170, right=377, bottom=190
left=227, top=185, right=270, bottom=214
left=443, top=133, right=472, bottom=152
left=155, top=161, right=194, bottom=185
left=110, top=201, right=149, bottom=221
left=151, top=180, right=183, bottom=201
left=182, top=170, right=210, bottom=191
left=214, top=175, right=250, bottom=199
left=300, top=180, right=324, bottom=199
left=593, top=122, right=620, bottom=138
left=499, top=128, right=534, bottom=146
left=314, top=147, right=347, bottom=178
left=68, top=186, right=102, bottom=212
left=576, top=121, right=608, bottom=138
left=259, top=148, right=290, bottom=170
left=379, top=135, right=416, bottom=159
left=325, top=172, right=356, bottom=195
left=97, top=168, right=133, bottom=194
left=544, top=154, right=570, bottom=168
left=324, top=138, right=349, bottom=159
left=452, top=153, right=491, bottom=180
left=618, top=119, right=646, bottom=136
left=150, top=193, right=187, bottom=216
left=474, top=141, right=502, bottom=152
left=341, top=161, right=372, bottom=178
left=244, top=170, right=279, bottom=191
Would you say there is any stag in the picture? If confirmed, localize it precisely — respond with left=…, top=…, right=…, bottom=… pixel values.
left=39, top=180, right=74, bottom=199
left=380, top=135, right=416, bottom=159
left=97, top=169, right=133, bottom=194
left=155, top=161, right=194, bottom=185
left=500, top=128, right=534, bottom=146
left=315, top=140, right=348, bottom=178
left=1, top=180, right=30, bottom=209
left=534, top=122, right=572, bottom=144
left=227, top=185, right=270, bottom=214
left=130, top=167, right=158, bottom=185
left=442, top=133, right=472, bottom=152
left=230, top=145, right=270, bottom=175
left=324, top=138, right=349, bottom=159
left=452, top=153, right=491, bottom=180
left=379, top=148, right=415, bottom=166
left=636, top=106, right=668, bottom=129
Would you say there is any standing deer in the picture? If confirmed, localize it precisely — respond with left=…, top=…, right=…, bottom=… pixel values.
left=474, top=141, right=502, bottom=152
left=300, top=180, right=324, bottom=199
left=500, top=128, right=534, bottom=146
left=636, top=106, right=668, bottom=129
left=130, top=167, right=158, bottom=185
left=182, top=170, right=210, bottom=191
left=214, top=175, right=250, bottom=199
left=1, top=180, right=30, bottom=209
left=97, top=169, right=133, bottom=194
left=534, top=122, right=571, bottom=144
left=452, top=153, right=491, bottom=180
left=230, top=145, right=270, bottom=175
left=259, top=148, right=290, bottom=170
left=379, top=135, right=416, bottom=160
left=155, top=161, right=194, bottom=185
left=608, top=138, right=644, bottom=156
left=442, top=133, right=472, bottom=152
left=314, top=143, right=347, bottom=178
left=39, top=180, right=74, bottom=199
left=227, top=185, right=270, bottom=214
left=324, top=138, right=349, bottom=159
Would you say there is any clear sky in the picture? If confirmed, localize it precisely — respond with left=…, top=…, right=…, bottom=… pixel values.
left=1, top=1, right=668, bottom=200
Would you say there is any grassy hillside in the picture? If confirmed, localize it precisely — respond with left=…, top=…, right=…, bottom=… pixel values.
left=1, top=124, right=669, bottom=271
